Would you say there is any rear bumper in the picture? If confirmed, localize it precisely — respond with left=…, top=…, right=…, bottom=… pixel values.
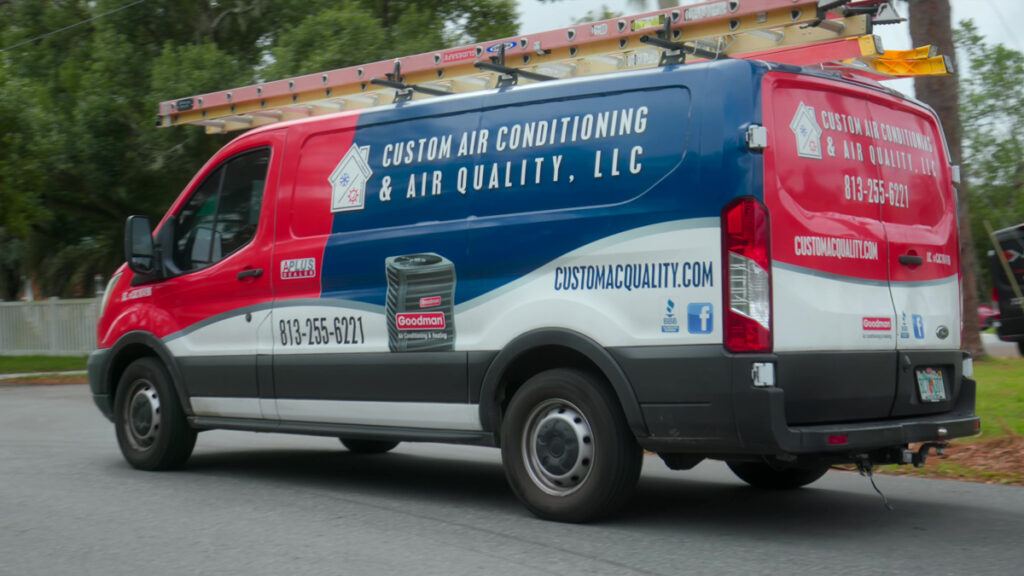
left=611, top=345, right=979, bottom=457
left=728, top=375, right=978, bottom=455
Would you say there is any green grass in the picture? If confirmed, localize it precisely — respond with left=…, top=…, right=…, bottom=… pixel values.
left=0, top=355, right=88, bottom=374
left=973, top=356, right=1024, bottom=439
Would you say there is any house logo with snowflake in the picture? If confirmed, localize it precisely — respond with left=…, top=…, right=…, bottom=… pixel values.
left=790, top=102, right=823, bottom=160
left=329, top=144, right=373, bottom=213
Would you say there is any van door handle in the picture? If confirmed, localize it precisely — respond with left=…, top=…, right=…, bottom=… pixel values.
left=898, top=254, right=924, bottom=266
left=237, top=268, right=263, bottom=280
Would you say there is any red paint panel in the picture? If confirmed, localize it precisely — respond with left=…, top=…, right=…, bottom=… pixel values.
left=272, top=110, right=361, bottom=302
left=762, top=72, right=956, bottom=283
left=98, top=131, right=285, bottom=347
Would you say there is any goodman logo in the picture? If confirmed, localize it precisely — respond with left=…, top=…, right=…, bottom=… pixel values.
left=396, top=312, right=446, bottom=331
left=862, top=317, right=892, bottom=331
left=419, top=295, right=442, bottom=308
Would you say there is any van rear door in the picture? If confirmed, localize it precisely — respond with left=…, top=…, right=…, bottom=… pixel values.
left=761, top=71, right=959, bottom=424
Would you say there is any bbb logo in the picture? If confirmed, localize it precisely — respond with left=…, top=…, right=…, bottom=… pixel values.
left=687, top=303, right=713, bottom=334
left=912, top=314, right=925, bottom=339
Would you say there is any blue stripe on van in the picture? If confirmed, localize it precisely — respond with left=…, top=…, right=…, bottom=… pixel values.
left=320, top=59, right=765, bottom=305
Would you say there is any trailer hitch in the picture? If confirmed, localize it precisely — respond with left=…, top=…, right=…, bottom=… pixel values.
left=901, top=442, right=949, bottom=468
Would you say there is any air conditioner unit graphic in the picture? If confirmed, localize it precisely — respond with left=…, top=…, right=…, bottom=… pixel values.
left=385, top=253, right=456, bottom=352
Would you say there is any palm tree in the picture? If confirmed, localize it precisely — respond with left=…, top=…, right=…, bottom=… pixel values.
left=907, top=0, right=984, bottom=358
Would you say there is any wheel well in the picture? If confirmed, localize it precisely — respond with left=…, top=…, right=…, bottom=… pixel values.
left=494, top=345, right=609, bottom=440
left=108, top=344, right=159, bottom=402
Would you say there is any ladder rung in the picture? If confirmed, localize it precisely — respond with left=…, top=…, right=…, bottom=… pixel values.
left=876, top=45, right=936, bottom=60
left=736, top=35, right=879, bottom=67
left=851, top=54, right=953, bottom=77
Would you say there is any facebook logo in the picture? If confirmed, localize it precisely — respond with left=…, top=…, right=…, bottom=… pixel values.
left=687, top=303, right=713, bottom=334
left=912, top=314, right=925, bottom=339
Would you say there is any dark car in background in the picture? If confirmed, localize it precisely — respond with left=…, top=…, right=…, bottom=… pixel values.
left=989, top=223, right=1024, bottom=356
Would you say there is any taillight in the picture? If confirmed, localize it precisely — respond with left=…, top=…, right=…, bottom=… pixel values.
left=722, top=197, right=772, bottom=352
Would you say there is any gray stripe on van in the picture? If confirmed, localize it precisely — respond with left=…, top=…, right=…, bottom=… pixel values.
left=773, top=261, right=956, bottom=288
left=163, top=298, right=384, bottom=343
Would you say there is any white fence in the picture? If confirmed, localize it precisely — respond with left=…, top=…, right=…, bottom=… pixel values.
left=0, top=299, right=98, bottom=356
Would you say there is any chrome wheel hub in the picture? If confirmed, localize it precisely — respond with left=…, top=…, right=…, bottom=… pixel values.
left=523, top=399, right=594, bottom=496
left=124, top=380, right=161, bottom=451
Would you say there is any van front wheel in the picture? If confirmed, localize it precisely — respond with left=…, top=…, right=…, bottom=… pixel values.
left=501, top=369, right=642, bottom=523
left=113, top=357, right=196, bottom=470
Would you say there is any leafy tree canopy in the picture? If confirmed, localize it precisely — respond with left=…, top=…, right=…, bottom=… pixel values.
left=0, top=0, right=518, bottom=299
left=955, top=19, right=1024, bottom=294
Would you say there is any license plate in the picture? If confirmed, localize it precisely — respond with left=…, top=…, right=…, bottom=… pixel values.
left=916, top=367, right=947, bottom=403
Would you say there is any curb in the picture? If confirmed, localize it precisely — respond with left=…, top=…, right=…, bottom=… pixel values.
left=0, top=370, right=88, bottom=382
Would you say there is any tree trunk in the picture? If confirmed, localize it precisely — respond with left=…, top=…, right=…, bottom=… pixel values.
left=907, top=0, right=984, bottom=358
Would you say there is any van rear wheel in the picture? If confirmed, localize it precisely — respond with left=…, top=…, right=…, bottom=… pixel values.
left=727, top=460, right=829, bottom=490
left=339, top=438, right=399, bottom=454
left=113, top=357, right=196, bottom=470
left=501, top=368, right=642, bottom=523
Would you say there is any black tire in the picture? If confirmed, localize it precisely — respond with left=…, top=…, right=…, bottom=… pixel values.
left=501, top=368, right=642, bottom=523
left=727, top=460, right=829, bottom=490
left=113, top=357, right=196, bottom=470
left=1017, top=341, right=1024, bottom=357
left=339, top=438, right=399, bottom=454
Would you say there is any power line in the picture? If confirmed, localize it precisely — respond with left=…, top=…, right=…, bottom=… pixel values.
left=0, top=0, right=148, bottom=54
left=981, top=0, right=1023, bottom=52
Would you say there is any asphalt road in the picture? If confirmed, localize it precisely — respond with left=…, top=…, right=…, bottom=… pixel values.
left=2, top=384, right=1022, bottom=576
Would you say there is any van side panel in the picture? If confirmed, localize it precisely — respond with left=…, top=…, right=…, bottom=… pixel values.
left=260, top=61, right=770, bottom=431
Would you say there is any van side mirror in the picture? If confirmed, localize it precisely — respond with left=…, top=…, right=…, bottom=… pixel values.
left=125, top=215, right=156, bottom=275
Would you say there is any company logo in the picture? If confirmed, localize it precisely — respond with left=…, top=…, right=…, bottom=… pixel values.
left=441, top=48, right=476, bottom=63
left=899, top=311, right=910, bottom=339
left=862, top=317, right=892, bottom=331
left=419, top=295, right=442, bottom=308
left=122, top=286, right=152, bottom=301
left=687, top=302, right=713, bottom=334
left=790, top=102, right=823, bottom=160
left=485, top=41, right=517, bottom=54
left=661, top=299, right=680, bottom=333
left=280, top=258, right=316, bottom=280
left=329, top=144, right=372, bottom=213
left=912, top=314, right=925, bottom=339
left=684, top=1, right=729, bottom=21
left=396, top=312, right=446, bottom=330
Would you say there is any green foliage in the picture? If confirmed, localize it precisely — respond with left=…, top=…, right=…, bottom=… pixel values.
left=572, top=7, right=624, bottom=25
left=0, top=0, right=518, bottom=300
left=268, top=5, right=388, bottom=78
left=956, top=20, right=1024, bottom=293
left=0, top=355, right=88, bottom=375
left=973, top=357, right=1024, bottom=438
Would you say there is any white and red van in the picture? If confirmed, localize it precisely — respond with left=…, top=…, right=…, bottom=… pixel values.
left=90, top=58, right=979, bottom=522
